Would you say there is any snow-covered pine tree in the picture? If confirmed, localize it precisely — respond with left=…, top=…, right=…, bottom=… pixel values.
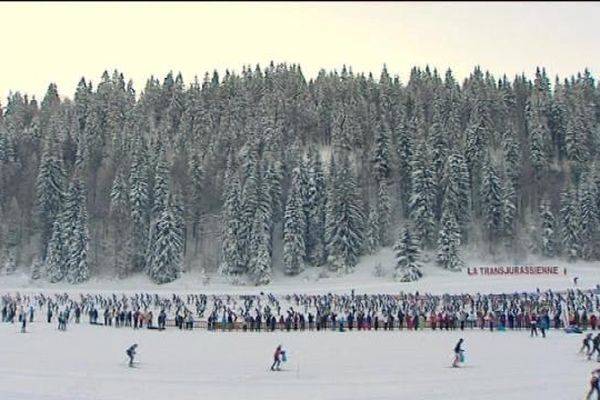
left=264, top=156, right=283, bottom=224
left=437, top=210, right=463, bottom=271
left=3, top=248, right=16, bottom=275
left=501, top=179, right=517, bottom=248
left=396, top=117, right=413, bottom=218
left=364, top=202, right=379, bottom=254
left=325, top=153, right=364, bottom=273
left=146, top=151, right=171, bottom=273
left=188, top=152, right=204, bottom=239
left=219, top=174, right=244, bottom=276
left=377, top=178, right=392, bottom=246
left=129, top=141, right=150, bottom=272
left=146, top=205, right=183, bottom=284
left=480, top=159, right=503, bottom=250
left=372, top=119, right=391, bottom=182
left=578, top=175, right=598, bottom=260
left=539, top=198, right=556, bottom=258
left=239, top=144, right=259, bottom=271
left=36, top=136, right=65, bottom=259
left=305, top=147, right=326, bottom=265
left=502, top=125, right=521, bottom=191
left=30, top=257, right=43, bottom=280
left=248, top=163, right=273, bottom=284
left=61, top=177, right=82, bottom=242
left=442, top=152, right=471, bottom=239
left=428, top=100, right=447, bottom=196
left=560, top=189, right=580, bottom=262
left=527, top=109, right=550, bottom=180
left=564, top=111, right=586, bottom=179
left=151, top=149, right=170, bottom=219
left=66, top=177, right=90, bottom=284
left=46, top=221, right=65, bottom=282
left=249, top=211, right=272, bottom=285
left=110, top=166, right=131, bottom=278
left=369, top=118, right=393, bottom=247
left=283, top=167, right=306, bottom=275
left=2, top=197, right=20, bottom=275
left=409, top=140, right=437, bottom=249
left=464, top=102, right=488, bottom=214
left=393, top=227, right=423, bottom=282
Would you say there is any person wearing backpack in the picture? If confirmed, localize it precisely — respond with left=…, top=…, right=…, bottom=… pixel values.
left=452, top=338, right=465, bottom=368
left=270, top=344, right=284, bottom=371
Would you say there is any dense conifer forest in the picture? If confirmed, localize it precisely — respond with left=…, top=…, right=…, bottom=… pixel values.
left=1, top=63, right=598, bottom=284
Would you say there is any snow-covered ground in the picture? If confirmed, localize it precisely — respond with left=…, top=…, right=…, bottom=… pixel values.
left=1, top=250, right=599, bottom=399
left=0, top=249, right=596, bottom=295
left=0, top=321, right=596, bottom=400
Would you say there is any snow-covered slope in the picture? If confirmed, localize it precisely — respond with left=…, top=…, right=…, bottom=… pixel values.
left=0, top=248, right=596, bottom=295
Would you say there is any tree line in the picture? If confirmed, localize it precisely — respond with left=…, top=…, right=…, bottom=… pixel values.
left=0, top=63, right=598, bottom=284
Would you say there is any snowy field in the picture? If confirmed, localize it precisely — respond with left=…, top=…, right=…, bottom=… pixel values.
left=0, top=321, right=597, bottom=400
left=1, top=251, right=599, bottom=399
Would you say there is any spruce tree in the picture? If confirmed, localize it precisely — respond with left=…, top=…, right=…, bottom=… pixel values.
left=560, top=189, right=580, bottom=262
left=66, top=178, right=90, bottom=284
left=305, top=147, right=326, bottom=265
left=393, top=227, right=423, bottom=282
left=283, top=167, right=306, bottom=276
left=129, top=142, right=150, bottom=272
left=219, top=175, right=244, bottom=276
left=110, top=166, right=131, bottom=278
left=364, top=202, right=379, bottom=254
left=480, top=159, right=503, bottom=249
left=146, top=205, right=183, bottom=284
left=539, top=198, right=556, bottom=258
left=248, top=165, right=273, bottom=284
left=36, top=137, right=65, bottom=259
left=409, top=141, right=437, bottom=248
left=437, top=211, right=463, bottom=271
left=46, top=222, right=65, bottom=282
left=325, top=153, right=364, bottom=273
left=578, top=176, right=598, bottom=260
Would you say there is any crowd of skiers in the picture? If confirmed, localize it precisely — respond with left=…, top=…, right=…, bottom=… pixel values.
left=1, top=288, right=600, bottom=335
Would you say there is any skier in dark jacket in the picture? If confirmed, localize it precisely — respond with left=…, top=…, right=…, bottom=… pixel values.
left=581, top=333, right=593, bottom=354
left=586, top=367, right=600, bottom=399
left=452, top=338, right=464, bottom=367
left=589, top=334, right=600, bottom=361
left=126, top=344, right=138, bottom=367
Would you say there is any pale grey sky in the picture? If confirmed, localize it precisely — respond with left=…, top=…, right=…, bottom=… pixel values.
left=1, top=2, right=599, bottom=101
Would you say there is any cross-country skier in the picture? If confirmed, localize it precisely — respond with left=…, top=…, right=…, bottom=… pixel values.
left=586, top=367, right=600, bottom=399
left=452, top=338, right=464, bottom=368
left=126, top=344, right=138, bottom=367
left=270, top=344, right=284, bottom=371
left=582, top=333, right=594, bottom=354
left=589, top=334, right=600, bottom=361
